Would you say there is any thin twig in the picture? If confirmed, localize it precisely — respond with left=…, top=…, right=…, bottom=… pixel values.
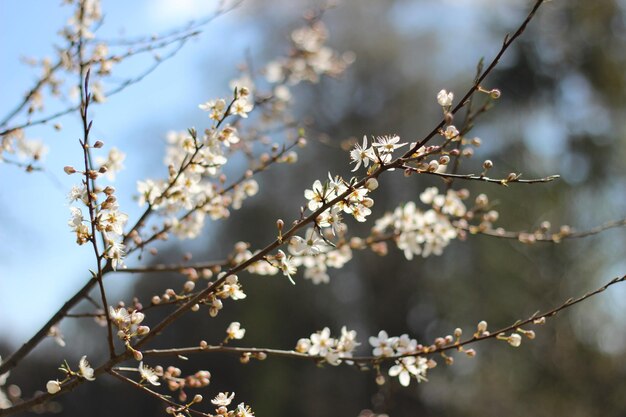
left=460, top=218, right=626, bottom=242
left=404, top=166, right=561, bottom=186
left=109, top=369, right=210, bottom=417
left=142, top=275, right=626, bottom=363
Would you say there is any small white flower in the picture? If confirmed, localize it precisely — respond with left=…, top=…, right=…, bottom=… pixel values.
left=276, top=250, right=297, bottom=284
left=295, top=338, right=312, bottom=353
left=226, top=322, right=246, bottom=340
left=337, top=326, right=360, bottom=356
left=99, top=209, right=128, bottom=236
left=508, top=333, right=522, bottom=347
left=105, top=240, right=126, bottom=270
left=395, top=334, right=418, bottom=355
left=237, top=402, right=255, bottom=417
left=308, top=327, right=336, bottom=357
left=108, top=306, right=130, bottom=327
left=199, top=99, right=226, bottom=121
left=304, top=180, right=328, bottom=211
left=443, top=125, right=460, bottom=141
left=230, top=98, right=254, bottom=118
left=211, top=392, right=235, bottom=406
left=350, top=136, right=375, bottom=172
left=437, top=89, right=454, bottom=108
left=369, top=330, right=397, bottom=357
left=222, top=275, right=247, bottom=300
left=289, top=228, right=326, bottom=256
left=78, top=356, right=95, bottom=381
left=372, top=135, right=407, bottom=155
left=317, top=206, right=345, bottom=236
left=138, top=362, right=160, bottom=386
left=388, top=356, right=428, bottom=386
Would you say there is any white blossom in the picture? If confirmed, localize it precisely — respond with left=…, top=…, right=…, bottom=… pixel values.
left=226, top=322, right=246, bottom=340
left=388, top=356, right=428, bottom=386
left=212, top=392, right=235, bottom=406
left=369, top=330, right=398, bottom=357
left=437, top=89, right=454, bottom=107
left=350, top=136, right=375, bottom=172
left=138, top=362, right=160, bottom=386
left=78, top=356, right=95, bottom=381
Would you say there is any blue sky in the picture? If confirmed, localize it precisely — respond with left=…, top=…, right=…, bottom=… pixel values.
left=0, top=0, right=260, bottom=342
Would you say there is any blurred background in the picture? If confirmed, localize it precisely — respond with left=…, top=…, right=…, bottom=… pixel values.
left=1, top=0, right=626, bottom=416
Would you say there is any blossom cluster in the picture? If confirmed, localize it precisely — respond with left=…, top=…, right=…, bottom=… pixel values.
left=350, top=135, right=407, bottom=172
left=109, top=306, right=150, bottom=359
left=140, top=363, right=211, bottom=403
left=208, top=274, right=247, bottom=317
left=46, top=356, right=95, bottom=395
left=289, top=228, right=353, bottom=284
left=66, top=143, right=129, bottom=270
left=203, top=392, right=254, bottom=417
left=0, top=129, right=48, bottom=168
left=295, top=327, right=360, bottom=365
left=372, top=186, right=467, bottom=259
left=265, top=20, right=353, bottom=87
left=369, top=331, right=429, bottom=386
left=267, top=172, right=375, bottom=284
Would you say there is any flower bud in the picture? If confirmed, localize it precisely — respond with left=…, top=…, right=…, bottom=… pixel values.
left=365, top=178, right=378, bottom=191
left=93, top=140, right=104, bottom=148
left=46, top=380, right=62, bottom=394
left=477, top=320, right=488, bottom=333
left=183, top=280, right=195, bottom=292
left=507, top=333, right=522, bottom=347
left=64, top=166, right=77, bottom=175
left=133, top=349, right=143, bottom=361
left=137, top=326, right=150, bottom=335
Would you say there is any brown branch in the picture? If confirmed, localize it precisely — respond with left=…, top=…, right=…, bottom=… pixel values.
left=117, top=260, right=230, bottom=274
left=108, top=369, right=210, bottom=417
left=144, top=275, right=626, bottom=364
left=427, top=274, right=626, bottom=356
left=404, top=166, right=561, bottom=185
left=79, top=68, right=116, bottom=357
left=0, top=0, right=548, bottom=406
left=460, top=218, right=626, bottom=242
left=130, top=0, right=544, bottom=348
